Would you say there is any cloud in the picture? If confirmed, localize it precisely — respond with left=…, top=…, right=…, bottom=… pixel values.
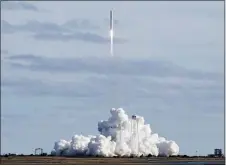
left=1, top=20, right=126, bottom=43
left=1, top=70, right=223, bottom=115
left=2, top=54, right=223, bottom=115
left=1, top=20, right=124, bottom=44
left=1, top=19, right=100, bottom=34
left=33, top=32, right=127, bottom=44
left=6, top=54, right=222, bottom=80
left=2, top=77, right=103, bottom=98
left=1, top=1, right=39, bottom=11
left=17, top=20, right=67, bottom=33
left=1, top=113, right=30, bottom=121
left=1, top=20, right=16, bottom=34
left=63, top=19, right=100, bottom=30
left=7, top=54, right=42, bottom=61
left=1, top=20, right=68, bottom=34
left=1, top=49, right=9, bottom=55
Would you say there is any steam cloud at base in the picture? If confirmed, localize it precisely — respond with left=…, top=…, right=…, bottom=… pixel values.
left=51, top=108, right=179, bottom=157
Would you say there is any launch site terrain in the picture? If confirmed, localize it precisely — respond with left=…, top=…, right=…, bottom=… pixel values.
left=1, top=156, right=225, bottom=165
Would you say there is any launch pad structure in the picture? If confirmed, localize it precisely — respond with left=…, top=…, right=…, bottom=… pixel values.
left=34, top=148, right=43, bottom=155
left=116, top=115, right=140, bottom=155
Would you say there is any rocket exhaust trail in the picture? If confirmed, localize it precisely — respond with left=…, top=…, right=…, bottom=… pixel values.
left=110, top=10, right=114, bottom=56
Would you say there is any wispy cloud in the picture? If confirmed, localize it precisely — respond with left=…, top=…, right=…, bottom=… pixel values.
left=6, top=54, right=222, bottom=80
left=33, top=32, right=127, bottom=43
left=1, top=20, right=68, bottom=34
left=1, top=113, right=30, bottom=121
left=2, top=77, right=103, bottom=98
left=1, top=20, right=126, bottom=44
left=1, top=49, right=9, bottom=55
left=1, top=19, right=99, bottom=34
left=1, top=20, right=16, bottom=34
left=63, top=19, right=100, bottom=30
left=2, top=71, right=223, bottom=114
left=1, top=1, right=39, bottom=11
left=4, top=54, right=223, bottom=102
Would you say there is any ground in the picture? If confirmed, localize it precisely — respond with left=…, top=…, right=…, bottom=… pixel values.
left=1, top=156, right=225, bottom=165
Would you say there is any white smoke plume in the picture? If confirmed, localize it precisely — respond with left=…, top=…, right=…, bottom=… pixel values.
left=51, top=108, right=179, bottom=157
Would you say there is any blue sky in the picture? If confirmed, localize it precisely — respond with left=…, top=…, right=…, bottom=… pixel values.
left=1, top=1, right=224, bottom=155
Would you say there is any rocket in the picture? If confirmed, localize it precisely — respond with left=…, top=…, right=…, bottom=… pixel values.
left=110, top=10, right=114, bottom=56
left=110, top=10, right=113, bottom=31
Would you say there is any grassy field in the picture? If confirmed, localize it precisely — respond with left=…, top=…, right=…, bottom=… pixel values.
left=1, top=156, right=225, bottom=164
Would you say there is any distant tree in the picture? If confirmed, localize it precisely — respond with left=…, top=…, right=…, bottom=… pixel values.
left=158, top=154, right=167, bottom=157
left=41, top=153, right=47, bottom=156
left=86, top=154, right=92, bottom=157
left=147, top=154, right=152, bottom=157
left=208, top=154, right=215, bottom=157
left=170, top=155, right=177, bottom=158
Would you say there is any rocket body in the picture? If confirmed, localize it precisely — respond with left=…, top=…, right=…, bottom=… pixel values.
left=110, top=10, right=113, bottom=30
left=110, top=10, right=114, bottom=56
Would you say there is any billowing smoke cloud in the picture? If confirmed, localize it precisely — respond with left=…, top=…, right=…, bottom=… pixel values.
left=51, top=108, right=179, bottom=157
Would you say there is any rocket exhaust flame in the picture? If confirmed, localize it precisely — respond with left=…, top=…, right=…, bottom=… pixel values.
left=110, top=29, right=113, bottom=56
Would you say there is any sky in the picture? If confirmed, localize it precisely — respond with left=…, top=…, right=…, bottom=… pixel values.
left=1, top=1, right=224, bottom=155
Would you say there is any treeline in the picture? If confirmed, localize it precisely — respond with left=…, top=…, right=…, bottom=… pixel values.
left=1, top=153, right=52, bottom=157
left=1, top=153, right=224, bottom=158
left=111, top=154, right=225, bottom=158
